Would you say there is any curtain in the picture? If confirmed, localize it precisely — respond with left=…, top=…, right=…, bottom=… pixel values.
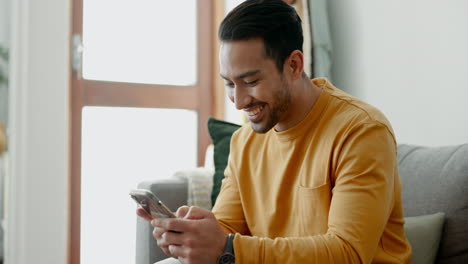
left=306, top=0, right=333, bottom=79
left=293, top=0, right=312, bottom=77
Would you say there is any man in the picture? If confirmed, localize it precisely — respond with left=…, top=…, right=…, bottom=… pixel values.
left=138, top=0, right=412, bottom=263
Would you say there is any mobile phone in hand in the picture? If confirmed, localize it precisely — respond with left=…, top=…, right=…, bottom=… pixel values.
left=130, top=189, right=176, bottom=219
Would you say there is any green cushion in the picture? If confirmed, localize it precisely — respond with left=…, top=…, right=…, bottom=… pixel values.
left=207, top=117, right=241, bottom=206
left=404, top=212, right=445, bottom=264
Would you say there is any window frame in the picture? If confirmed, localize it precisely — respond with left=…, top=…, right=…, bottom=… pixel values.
left=69, top=1, right=215, bottom=263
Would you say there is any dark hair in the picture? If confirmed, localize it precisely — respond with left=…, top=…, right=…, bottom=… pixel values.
left=219, top=0, right=303, bottom=73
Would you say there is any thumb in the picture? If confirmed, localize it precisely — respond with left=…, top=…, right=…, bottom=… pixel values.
left=175, top=205, right=190, bottom=218
left=184, top=206, right=211, bottom=220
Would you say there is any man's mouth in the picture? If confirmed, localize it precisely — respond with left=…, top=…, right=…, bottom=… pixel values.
left=245, top=104, right=265, bottom=122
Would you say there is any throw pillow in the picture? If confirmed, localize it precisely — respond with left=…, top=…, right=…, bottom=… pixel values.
left=207, top=117, right=241, bottom=206
left=404, top=212, right=445, bottom=264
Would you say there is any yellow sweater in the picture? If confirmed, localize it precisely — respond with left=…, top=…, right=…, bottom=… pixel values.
left=212, top=78, right=411, bottom=263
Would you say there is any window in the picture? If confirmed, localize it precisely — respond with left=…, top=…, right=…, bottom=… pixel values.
left=70, top=1, right=214, bottom=263
left=82, top=1, right=197, bottom=85
left=80, top=107, right=197, bottom=263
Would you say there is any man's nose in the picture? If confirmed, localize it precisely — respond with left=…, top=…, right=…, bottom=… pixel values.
left=233, top=86, right=250, bottom=110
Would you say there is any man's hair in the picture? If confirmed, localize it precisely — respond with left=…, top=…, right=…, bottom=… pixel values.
left=219, top=0, right=303, bottom=73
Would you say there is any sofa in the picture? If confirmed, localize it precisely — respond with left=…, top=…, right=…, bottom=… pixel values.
left=135, top=142, right=468, bottom=264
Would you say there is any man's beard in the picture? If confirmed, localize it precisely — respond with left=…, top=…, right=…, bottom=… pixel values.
left=251, top=83, right=292, bottom=134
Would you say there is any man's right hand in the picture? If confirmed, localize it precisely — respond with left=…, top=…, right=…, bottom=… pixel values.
left=136, top=206, right=192, bottom=258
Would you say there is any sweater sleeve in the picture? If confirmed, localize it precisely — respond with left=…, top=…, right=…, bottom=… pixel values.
left=232, top=123, right=399, bottom=263
left=212, top=170, right=251, bottom=235
left=212, top=130, right=251, bottom=236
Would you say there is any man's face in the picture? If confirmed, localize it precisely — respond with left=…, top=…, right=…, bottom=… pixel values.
left=219, top=38, right=292, bottom=133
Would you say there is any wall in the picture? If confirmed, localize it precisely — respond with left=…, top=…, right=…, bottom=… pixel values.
left=328, top=0, right=468, bottom=146
left=6, top=0, right=69, bottom=263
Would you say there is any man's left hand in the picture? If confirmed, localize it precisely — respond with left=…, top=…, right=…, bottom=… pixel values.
left=151, top=206, right=228, bottom=264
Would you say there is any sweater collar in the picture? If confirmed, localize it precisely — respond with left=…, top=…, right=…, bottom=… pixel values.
left=272, top=78, right=331, bottom=142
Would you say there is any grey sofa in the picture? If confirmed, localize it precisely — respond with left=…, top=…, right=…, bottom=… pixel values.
left=136, top=144, right=468, bottom=264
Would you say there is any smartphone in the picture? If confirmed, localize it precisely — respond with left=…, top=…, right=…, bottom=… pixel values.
left=130, top=189, right=176, bottom=219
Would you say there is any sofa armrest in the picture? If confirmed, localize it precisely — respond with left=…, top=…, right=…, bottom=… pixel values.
left=135, top=178, right=188, bottom=264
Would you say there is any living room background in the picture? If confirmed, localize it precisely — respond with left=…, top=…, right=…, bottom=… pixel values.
left=3, top=0, right=468, bottom=264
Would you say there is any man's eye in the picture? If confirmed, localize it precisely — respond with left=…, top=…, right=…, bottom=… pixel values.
left=245, top=80, right=258, bottom=86
left=225, top=83, right=235, bottom=88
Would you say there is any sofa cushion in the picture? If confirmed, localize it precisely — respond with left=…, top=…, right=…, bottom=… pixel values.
left=404, top=212, right=445, bottom=264
left=207, top=117, right=241, bottom=206
left=397, top=144, right=468, bottom=264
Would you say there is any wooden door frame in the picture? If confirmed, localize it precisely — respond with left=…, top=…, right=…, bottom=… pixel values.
left=69, top=1, right=214, bottom=263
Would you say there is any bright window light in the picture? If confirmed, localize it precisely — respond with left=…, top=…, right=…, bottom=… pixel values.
left=81, top=107, right=197, bottom=263
left=82, top=0, right=197, bottom=85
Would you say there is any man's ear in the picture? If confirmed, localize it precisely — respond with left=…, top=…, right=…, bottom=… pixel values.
left=284, top=50, right=304, bottom=81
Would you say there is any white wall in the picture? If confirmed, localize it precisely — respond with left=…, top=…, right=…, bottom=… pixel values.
left=6, top=0, right=69, bottom=263
left=329, top=0, right=468, bottom=146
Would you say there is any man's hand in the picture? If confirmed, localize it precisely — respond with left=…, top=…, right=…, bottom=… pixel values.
left=136, top=206, right=182, bottom=258
left=136, top=205, right=228, bottom=263
left=153, top=206, right=228, bottom=264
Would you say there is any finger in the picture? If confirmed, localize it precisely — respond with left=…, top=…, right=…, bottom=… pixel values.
left=154, top=229, right=177, bottom=249
left=136, top=207, right=153, bottom=221
left=159, top=246, right=172, bottom=257
left=155, top=240, right=177, bottom=258
left=155, top=231, right=171, bottom=248
left=168, top=244, right=188, bottom=259
left=152, top=227, right=165, bottom=240
left=175, top=206, right=190, bottom=218
left=184, top=206, right=211, bottom=220
left=152, top=218, right=195, bottom=233
left=161, top=230, right=185, bottom=246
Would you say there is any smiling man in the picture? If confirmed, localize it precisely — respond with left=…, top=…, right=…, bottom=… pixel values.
left=219, top=38, right=318, bottom=134
left=138, top=0, right=412, bottom=263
